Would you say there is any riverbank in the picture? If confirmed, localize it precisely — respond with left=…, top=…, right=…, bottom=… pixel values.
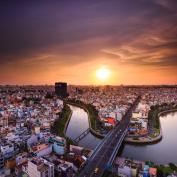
left=65, top=99, right=105, bottom=139
left=154, top=163, right=177, bottom=176
left=124, top=132, right=162, bottom=144
left=102, top=158, right=177, bottom=177
left=50, top=104, right=76, bottom=145
left=124, top=106, right=177, bottom=144
left=158, top=108, right=177, bottom=117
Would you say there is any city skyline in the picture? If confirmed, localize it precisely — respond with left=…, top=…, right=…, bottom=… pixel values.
left=0, top=0, right=177, bottom=85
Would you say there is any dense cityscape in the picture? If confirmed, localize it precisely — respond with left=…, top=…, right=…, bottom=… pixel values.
left=0, top=84, right=177, bottom=177
left=1, top=0, right=177, bottom=177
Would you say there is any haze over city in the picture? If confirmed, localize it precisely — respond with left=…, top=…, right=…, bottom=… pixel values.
left=1, top=1, right=177, bottom=177
left=0, top=0, right=177, bottom=85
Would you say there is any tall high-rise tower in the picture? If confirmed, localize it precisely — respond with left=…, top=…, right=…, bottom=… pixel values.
left=55, top=82, right=68, bottom=98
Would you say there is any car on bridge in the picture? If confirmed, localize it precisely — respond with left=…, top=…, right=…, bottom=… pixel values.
left=94, top=167, right=99, bottom=174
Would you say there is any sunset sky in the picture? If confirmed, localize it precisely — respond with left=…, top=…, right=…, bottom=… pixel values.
left=0, top=0, right=177, bottom=85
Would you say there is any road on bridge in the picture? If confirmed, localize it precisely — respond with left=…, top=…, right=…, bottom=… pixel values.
left=78, top=96, right=140, bottom=177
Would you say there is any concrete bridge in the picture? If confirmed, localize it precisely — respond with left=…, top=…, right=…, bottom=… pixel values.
left=73, top=128, right=90, bottom=143
left=78, top=96, right=140, bottom=177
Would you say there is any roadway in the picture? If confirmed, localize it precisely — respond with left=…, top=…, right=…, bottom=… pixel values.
left=77, top=96, right=140, bottom=177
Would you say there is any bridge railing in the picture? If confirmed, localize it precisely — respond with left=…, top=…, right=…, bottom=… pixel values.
left=73, top=128, right=90, bottom=143
left=108, top=129, right=128, bottom=165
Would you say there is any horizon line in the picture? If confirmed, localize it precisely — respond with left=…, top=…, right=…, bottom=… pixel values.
left=0, top=84, right=177, bottom=87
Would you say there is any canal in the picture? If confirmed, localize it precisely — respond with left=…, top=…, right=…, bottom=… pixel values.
left=120, top=111, right=177, bottom=164
left=65, top=105, right=101, bottom=149
left=66, top=105, right=177, bottom=164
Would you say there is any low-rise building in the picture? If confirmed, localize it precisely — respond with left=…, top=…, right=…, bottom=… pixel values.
left=0, top=152, right=4, bottom=169
left=27, top=157, right=54, bottom=177
left=49, top=136, right=66, bottom=155
left=115, top=157, right=144, bottom=177
left=31, top=144, right=52, bottom=157
left=0, top=143, right=14, bottom=159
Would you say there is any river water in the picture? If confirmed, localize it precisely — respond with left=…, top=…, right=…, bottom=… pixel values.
left=65, top=105, right=101, bottom=149
left=120, top=111, right=177, bottom=164
left=66, top=105, right=177, bottom=164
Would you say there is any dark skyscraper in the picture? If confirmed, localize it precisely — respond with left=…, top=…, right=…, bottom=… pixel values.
left=55, top=82, right=68, bottom=98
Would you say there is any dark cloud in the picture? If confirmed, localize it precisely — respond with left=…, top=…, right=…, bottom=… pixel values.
left=0, top=0, right=177, bottom=68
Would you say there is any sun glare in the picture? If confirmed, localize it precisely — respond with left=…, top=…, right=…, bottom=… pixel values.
left=96, top=67, right=111, bottom=81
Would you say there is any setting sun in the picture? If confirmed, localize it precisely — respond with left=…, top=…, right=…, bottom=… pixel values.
left=96, top=67, right=111, bottom=81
